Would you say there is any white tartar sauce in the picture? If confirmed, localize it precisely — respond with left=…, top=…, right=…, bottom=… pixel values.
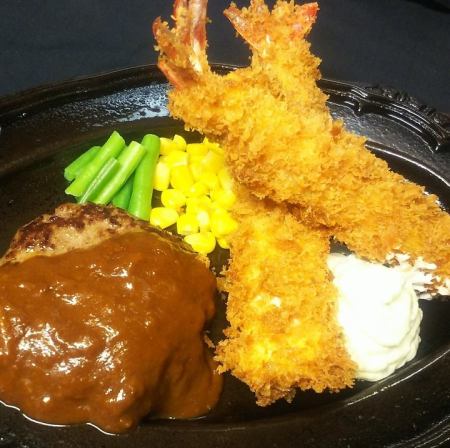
left=328, top=253, right=422, bottom=381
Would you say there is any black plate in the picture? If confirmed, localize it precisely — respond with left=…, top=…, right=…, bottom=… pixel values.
left=0, top=65, right=449, bottom=448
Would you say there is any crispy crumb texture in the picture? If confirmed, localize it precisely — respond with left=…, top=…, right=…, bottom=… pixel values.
left=154, top=0, right=450, bottom=406
left=157, top=0, right=450, bottom=288
left=215, top=189, right=355, bottom=405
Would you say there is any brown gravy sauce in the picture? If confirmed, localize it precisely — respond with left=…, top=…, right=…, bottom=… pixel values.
left=0, top=231, right=222, bottom=433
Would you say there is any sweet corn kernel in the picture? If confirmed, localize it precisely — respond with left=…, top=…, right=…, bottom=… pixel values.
left=211, top=144, right=224, bottom=156
left=209, top=201, right=224, bottom=213
left=210, top=206, right=227, bottom=218
left=153, top=161, right=170, bottom=191
left=165, top=150, right=188, bottom=168
left=186, top=182, right=209, bottom=198
left=210, top=209, right=238, bottom=238
left=218, top=167, right=234, bottom=191
left=172, top=134, right=187, bottom=151
left=210, top=188, right=236, bottom=209
left=185, top=201, right=203, bottom=217
left=185, top=196, right=211, bottom=216
left=186, top=143, right=208, bottom=157
left=198, top=195, right=213, bottom=208
left=202, top=150, right=225, bottom=172
left=161, top=189, right=186, bottom=210
left=185, top=196, right=201, bottom=211
left=194, top=209, right=210, bottom=231
left=189, top=162, right=204, bottom=181
left=177, top=213, right=199, bottom=235
left=203, top=137, right=224, bottom=155
left=217, top=237, right=230, bottom=249
left=186, top=209, right=210, bottom=232
left=159, top=137, right=179, bottom=156
left=170, top=165, right=194, bottom=192
left=184, top=232, right=216, bottom=254
left=188, top=154, right=205, bottom=165
left=199, top=172, right=219, bottom=190
left=149, top=207, right=178, bottom=229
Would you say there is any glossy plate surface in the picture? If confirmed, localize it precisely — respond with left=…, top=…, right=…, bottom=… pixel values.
left=0, top=65, right=449, bottom=448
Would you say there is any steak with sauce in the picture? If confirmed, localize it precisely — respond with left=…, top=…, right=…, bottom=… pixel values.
left=0, top=203, right=222, bottom=432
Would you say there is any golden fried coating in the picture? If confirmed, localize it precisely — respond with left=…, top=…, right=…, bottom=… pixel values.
left=224, top=0, right=328, bottom=116
left=292, top=125, right=450, bottom=282
left=215, top=188, right=355, bottom=405
left=153, top=0, right=450, bottom=407
left=154, top=0, right=356, bottom=405
left=154, top=0, right=450, bottom=288
left=225, top=1, right=450, bottom=283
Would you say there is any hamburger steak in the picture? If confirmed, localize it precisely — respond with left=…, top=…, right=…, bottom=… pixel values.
left=0, top=203, right=222, bottom=432
left=2, top=203, right=175, bottom=265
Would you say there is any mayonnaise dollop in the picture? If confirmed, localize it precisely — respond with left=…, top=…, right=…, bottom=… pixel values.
left=328, top=253, right=422, bottom=381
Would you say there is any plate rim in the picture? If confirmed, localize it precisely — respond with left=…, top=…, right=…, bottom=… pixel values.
left=1, top=63, right=449, bottom=155
left=0, top=64, right=449, bottom=448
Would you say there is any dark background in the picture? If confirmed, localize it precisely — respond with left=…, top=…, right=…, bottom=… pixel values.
left=0, top=0, right=449, bottom=111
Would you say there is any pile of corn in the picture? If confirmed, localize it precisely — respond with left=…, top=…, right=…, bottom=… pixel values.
left=150, top=135, right=238, bottom=254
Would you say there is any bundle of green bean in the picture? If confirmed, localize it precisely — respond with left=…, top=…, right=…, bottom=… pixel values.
left=64, top=131, right=160, bottom=220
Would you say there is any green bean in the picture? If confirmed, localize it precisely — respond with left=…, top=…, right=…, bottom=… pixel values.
left=128, top=134, right=160, bottom=220
left=112, top=174, right=134, bottom=210
left=65, top=131, right=125, bottom=197
left=64, top=146, right=101, bottom=181
left=78, top=158, right=120, bottom=204
left=93, top=141, right=146, bottom=205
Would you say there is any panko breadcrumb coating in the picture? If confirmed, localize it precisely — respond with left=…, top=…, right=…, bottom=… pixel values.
left=153, top=0, right=450, bottom=406
left=215, top=188, right=355, bottom=405
left=154, top=0, right=450, bottom=291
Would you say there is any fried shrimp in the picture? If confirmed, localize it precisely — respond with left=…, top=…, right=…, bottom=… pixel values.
left=215, top=188, right=355, bottom=405
left=224, top=0, right=450, bottom=292
left=154, top=0, right=356, bottom=404
left=153, top=0, right=450, bottom=292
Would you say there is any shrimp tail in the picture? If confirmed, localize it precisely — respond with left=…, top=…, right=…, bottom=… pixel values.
left=224, top=0, right=318, bottom=52
left=153, top=0, right=210, bottom=88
